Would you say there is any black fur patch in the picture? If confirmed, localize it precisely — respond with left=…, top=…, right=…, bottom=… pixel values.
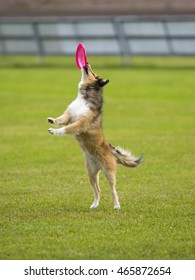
left=109, top=144, right=123, bottom=155
left=82, top=80, right=105, bottom=115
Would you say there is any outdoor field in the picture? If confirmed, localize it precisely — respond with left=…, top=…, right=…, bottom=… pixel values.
left=0, top=56, right=194, bottom=260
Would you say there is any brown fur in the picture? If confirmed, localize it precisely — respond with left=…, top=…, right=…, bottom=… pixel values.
left=48, top=64, right=142, bottom=209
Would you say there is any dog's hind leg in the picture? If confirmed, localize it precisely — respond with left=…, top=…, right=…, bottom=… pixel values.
left=104, top=170, right=120, bottom=210
left=89, top=171, right=100, bottom=209
left=86, top=159, right=100, bottom=209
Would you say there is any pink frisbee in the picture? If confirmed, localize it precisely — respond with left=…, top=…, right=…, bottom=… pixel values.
left=75, top=43, right=88, bottom=70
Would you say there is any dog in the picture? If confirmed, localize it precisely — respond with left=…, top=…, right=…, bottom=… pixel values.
left=48, top=64, right=143, bottom=209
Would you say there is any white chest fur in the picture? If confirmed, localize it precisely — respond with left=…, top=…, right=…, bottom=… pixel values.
left=68, top=95, right=89, bottom=119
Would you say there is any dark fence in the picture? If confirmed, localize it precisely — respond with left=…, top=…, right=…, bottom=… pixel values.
left=0, top=16, right=195, bottom=57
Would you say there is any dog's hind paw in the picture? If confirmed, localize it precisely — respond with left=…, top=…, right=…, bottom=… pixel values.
left=90, top=203, right=99, bottom=209
left=114, top=204, right=120, bottom=210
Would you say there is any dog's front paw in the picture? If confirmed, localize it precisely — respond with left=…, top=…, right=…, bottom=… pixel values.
left=48, top=128, right=55, bottom=135
left=48, top=127, right=65, bottom=136
left=47, top=117, right=56, bottom=125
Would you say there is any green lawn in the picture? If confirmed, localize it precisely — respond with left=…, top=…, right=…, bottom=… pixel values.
left=0, top=56, right=194, bottom=260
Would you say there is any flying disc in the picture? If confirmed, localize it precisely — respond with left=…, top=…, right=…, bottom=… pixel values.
left=76, top=43, right=87, bottom=69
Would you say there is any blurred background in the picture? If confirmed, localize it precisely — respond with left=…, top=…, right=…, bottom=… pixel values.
left=0, top=1, right=195, bottom=261
left=0, top=0, right=195, bottom=61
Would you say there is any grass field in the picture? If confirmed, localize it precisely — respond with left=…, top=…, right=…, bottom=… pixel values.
left=0, top=56, right=194, bottom=260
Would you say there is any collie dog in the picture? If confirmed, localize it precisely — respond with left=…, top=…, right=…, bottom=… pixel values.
left=48, top=64, right=142, bottom=209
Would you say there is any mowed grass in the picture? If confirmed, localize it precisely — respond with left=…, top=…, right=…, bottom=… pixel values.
left=0, top=56, right=194, bottom=260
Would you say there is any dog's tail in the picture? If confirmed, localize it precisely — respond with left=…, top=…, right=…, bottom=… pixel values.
left=109, top=144, right=143, bottom=168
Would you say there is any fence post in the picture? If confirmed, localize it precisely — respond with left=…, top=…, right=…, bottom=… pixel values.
left=0, top=24, right=6, bottom=55
left=162, top=19, right=175, bottom=55
left=113, top=17, right=131, bottom=64
left=32, top=22, right=45, bottom=64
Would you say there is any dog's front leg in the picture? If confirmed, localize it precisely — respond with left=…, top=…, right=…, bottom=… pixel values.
left=63, top=119, right=86, bottom=135
left=48, top=118, right=87, bottom=136
left=48, top=126, right=66, bottom=136
left=48, top=110, right=70, bottom=126
left=48, top=122, right=79, bottom=136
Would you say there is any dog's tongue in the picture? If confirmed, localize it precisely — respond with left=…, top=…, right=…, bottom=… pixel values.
left=76, top=43, right=88, bottom=70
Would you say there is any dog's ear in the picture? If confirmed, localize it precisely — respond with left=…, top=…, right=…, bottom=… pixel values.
left=97, top=78, right=109, bottom=87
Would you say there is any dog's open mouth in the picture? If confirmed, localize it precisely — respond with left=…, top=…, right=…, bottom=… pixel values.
left=83, top=64, right=98, bottom=79
left=83, top=66, right=89, bottom=75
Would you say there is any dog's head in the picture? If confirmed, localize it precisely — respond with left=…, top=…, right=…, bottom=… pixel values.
left=79, top=64, right=109, bottom=91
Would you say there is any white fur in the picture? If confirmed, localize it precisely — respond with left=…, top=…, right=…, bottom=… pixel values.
left=68, top=95, right=89, bottom=119
left=90, top=200, right=99, bottom=209
left=80, top=68, right=86, bottom=84
left=48, top=127, right=65, bottom=136
left=115, top=146, right=137, bottom=161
